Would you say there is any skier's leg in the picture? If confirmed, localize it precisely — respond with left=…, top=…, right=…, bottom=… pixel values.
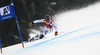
left=29, top=27, right=52, bottom=41
left=39, top=27, right=52, bottom=39
left=33, top=31, right=45, bottom=40
left=39, top=34, right=44, bottom=39
left=34, top=34, right=40, bottom=40
left=28, top=27, right=47, bottom=41
left=39, top=27, right=48, bottom=39
left=28, top=34, right=40, bottom=41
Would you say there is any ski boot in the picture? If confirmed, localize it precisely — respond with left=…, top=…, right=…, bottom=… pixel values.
left=28, top=38, right=34, bottom=42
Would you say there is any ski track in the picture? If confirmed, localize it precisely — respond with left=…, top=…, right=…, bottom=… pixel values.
left=24, top=23, right=100, bottom=48
left=6, top=23, right=100, bottom=55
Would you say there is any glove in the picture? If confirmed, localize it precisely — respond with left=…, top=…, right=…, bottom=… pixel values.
left=55, top=31, right=58, bottom=36
left=30, top=21, right=34, bottom=26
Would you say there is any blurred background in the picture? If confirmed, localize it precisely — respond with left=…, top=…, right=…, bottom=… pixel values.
left=0, top=0, right=100, bottom=48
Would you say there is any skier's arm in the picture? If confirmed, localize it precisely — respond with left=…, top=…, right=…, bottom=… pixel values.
left=52, top=22, right=58, bottom=36
left=52, top=22, right=58, bottom=31
left=30, top=19, right=44, bottom=25
left=33, top=19, right=44, bottom=24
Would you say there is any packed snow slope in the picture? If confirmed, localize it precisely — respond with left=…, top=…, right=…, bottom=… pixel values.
left=1, top=2, right=100, bottom=55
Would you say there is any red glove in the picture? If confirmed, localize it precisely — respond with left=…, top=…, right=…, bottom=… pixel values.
left=55, top=31, right=58, bottom=36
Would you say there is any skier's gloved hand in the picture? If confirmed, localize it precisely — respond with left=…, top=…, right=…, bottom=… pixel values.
left=30, top=21, right=34, bottom=26
left=55, top=31, right=58, bottom=36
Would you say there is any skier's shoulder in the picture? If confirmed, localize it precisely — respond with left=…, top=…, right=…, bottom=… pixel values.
left=50, top=19, right=54, bottom=22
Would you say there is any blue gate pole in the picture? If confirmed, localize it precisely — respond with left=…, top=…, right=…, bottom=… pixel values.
left=15, top=17, right=24, bottom=48
left=0, top=36, right=2, bottom=53
left=11, top=0, right=24, bottom=48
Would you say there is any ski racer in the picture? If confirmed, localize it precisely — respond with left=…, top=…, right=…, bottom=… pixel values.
left=29, top=15, right=58, bottom=41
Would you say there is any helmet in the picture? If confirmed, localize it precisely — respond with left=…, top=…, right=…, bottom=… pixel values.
left=44, top=15, right=51, bottom=20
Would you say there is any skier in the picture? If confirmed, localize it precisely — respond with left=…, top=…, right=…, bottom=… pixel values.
left=28, top=15, right=58, bottom=41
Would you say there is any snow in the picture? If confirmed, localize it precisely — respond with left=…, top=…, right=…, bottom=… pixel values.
left=1, top=2, right=100, bottom=55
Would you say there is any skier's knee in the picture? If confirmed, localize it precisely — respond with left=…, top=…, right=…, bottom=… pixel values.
left=39, top=34, right=44, bottom=39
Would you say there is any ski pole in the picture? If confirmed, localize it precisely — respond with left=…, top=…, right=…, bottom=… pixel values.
left=27, top=25, right=31, bottom=31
